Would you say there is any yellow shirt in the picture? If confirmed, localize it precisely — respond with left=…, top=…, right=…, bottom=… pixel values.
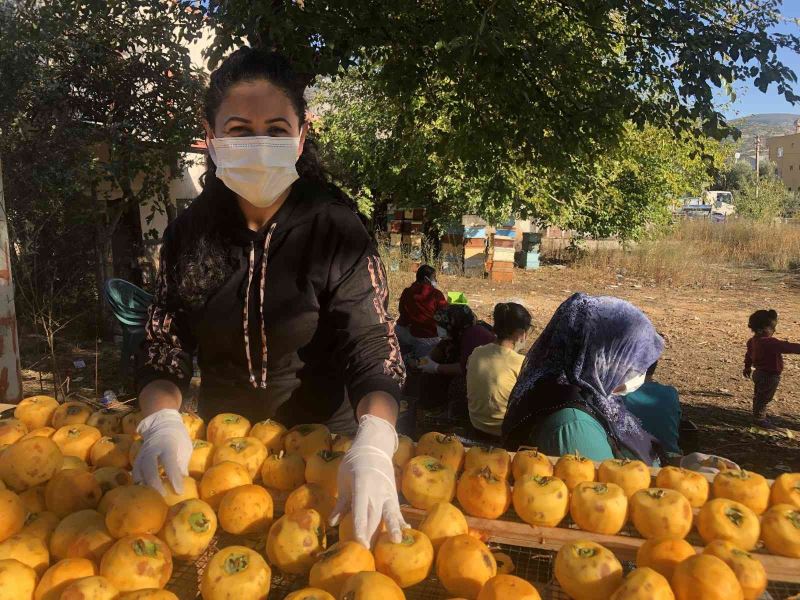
left=466, top=343, right=525, bottom=436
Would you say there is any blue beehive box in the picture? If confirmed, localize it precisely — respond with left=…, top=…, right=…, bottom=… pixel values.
left=515, top=251, right=540, bottom=270
left=494, top=227, right=517, bottom=239
left=464, top=226, right=487, bottom=239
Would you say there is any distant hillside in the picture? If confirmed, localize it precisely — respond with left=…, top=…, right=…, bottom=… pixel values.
left=730, top=113, right=800, bottom=164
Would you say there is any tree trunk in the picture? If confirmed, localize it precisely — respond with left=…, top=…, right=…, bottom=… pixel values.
left=165, top=199, right=177, bottom=225
left=93, top=186, right=115, bottom=341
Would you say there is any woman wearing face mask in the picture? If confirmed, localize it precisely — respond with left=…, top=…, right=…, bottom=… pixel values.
left=133, top=48, right=406, bottom=548
left=502, top=293, right=666, bottom=464
left=396, top=265, right=448, bottom=360
left=466, top=302, right=532, bottom=439
left=416, top=304, right=495, bottom=419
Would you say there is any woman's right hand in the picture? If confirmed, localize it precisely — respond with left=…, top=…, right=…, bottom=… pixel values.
left=133, top=408, right=193, bottom=495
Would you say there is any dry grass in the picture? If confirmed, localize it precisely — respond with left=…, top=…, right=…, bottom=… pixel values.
left=378, top=219, right=800, bottom=291
left=673, top=219, right=800, bottom=271
left=566, top=219, right=800, bottom=287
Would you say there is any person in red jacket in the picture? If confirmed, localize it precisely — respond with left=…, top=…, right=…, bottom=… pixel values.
left=396, top=265, right=448, bottom=359
left=743, top=309, right=800, bottom=426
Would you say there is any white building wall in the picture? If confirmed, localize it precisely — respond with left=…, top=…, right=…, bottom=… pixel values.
left=138, top=25, right=214, bottom=256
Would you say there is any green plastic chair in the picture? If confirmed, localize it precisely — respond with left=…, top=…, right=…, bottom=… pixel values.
left=104, top=279, right=153, bottom=382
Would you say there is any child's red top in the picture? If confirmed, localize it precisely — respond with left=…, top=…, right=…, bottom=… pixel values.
left=744, top=335, right=800, bottom=374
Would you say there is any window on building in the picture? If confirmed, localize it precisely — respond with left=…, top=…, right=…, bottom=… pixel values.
left=778, top=147, right=784, bottom=158
left=791, top=165, right=794, bottom=171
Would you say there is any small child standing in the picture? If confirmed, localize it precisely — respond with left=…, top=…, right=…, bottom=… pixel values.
left=743, top=309, right=800, bottom=426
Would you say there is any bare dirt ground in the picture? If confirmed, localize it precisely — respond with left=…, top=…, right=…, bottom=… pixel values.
left=18, top=261, right=800, bottom=477
left=417, top=264, right=800, bottom=477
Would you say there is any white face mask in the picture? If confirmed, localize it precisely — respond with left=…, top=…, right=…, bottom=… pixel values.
left=616, top=372, right=646, bottom=396
left=426, top=277, right=438, bottom=289
left=208, top=136, right=300, bottom=208
left=436, top=326, right=448, bottom=339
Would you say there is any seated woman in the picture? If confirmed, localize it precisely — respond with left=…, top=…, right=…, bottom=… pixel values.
left=467, top=302, right=532, bottom=438
left=502, top=293, right=666, bottom=465
left=623, top=361, right=682, bottom=455
left=418, top=305, right=495, bottom=414
left=396, top=265, right=448, bottom=360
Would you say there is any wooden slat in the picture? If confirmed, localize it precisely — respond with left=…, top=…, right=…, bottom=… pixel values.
left=400, top=506, right=800, bottom=584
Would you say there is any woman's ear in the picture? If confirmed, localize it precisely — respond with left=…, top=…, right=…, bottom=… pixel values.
left=298, top=122, right=309, bottom=158
left=203, top=119, right=215, bottom=142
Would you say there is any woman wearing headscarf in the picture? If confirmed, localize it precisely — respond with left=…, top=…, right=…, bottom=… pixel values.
left=502, top=293, right=666, bottom=465
left=417, top=304, right=495, bottom=415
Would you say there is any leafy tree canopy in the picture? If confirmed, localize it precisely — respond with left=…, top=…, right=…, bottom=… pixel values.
left=200, top=0, right=799, bottom=169
left=0, top=0, right=205, bottom=332
left=198, top=0, right=797, bottom=235
left=312, top=73, right=724, bottom=239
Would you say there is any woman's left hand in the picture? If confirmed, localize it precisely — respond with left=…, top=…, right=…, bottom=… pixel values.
left=329, top=414, right=408, bottom=548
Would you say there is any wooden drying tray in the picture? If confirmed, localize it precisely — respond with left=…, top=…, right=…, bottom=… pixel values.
left=532, top=451, right=770, bottom=484
left=399, top=506, right=800, bottom=584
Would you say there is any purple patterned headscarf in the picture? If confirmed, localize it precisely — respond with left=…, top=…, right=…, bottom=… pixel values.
left=502, top=293, right=665, bottom=464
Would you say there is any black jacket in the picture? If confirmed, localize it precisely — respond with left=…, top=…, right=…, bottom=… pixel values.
left=137, top=177, right=405, bottom=426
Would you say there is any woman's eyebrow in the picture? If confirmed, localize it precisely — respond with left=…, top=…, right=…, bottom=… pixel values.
left=265, top=117, right=291, bottom=126
left=224, top=116, right=251, bottom=125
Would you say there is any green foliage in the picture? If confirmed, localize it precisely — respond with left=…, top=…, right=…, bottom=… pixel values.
left=714, top=159, right=799, bottom=220
left=313, top=75, right=721, bottom=239
left=715, top=160, right=759, bottom=193
left=735, top=176, right=796, bottom=221
left=0, top=0, right=205, bottom=334
left=203, top=0, right=798, bottom=199
left=564, top=126, right=724, bottom=240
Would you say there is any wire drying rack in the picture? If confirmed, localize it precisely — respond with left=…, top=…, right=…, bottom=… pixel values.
left=166, top=528, right=800, bottom=600
left=166, top=530, right=568, bottom=600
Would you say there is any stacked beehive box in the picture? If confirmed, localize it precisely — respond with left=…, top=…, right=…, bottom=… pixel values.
left=516, top=231, right=542, bottom=270
left=387, top=207, right=425, bottom=272
left=440, top=224, right=465, bottom=276
left=463, top=224, right=488, bottom=278
left=489, top=221, right=516, bottom=282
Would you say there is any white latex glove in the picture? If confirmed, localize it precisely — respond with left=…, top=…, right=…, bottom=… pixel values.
left=330, top=414, right=408, bottom=548
left=680, top=452, right=739, bottom=474
left=133, top=408, right=192, bottom=496
left=419, top=359, right=440, bottom=374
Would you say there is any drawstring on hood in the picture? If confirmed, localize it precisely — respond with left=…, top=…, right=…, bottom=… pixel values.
left=243, top=222, right=277, bottom=388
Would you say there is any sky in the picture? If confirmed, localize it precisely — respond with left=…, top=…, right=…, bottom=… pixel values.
left=724, top=4, right=800, bottom=119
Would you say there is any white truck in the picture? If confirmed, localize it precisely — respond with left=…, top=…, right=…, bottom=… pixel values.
left=677, top=191, right=735, bottom=220
left=703, top=190, right=735, bottom=220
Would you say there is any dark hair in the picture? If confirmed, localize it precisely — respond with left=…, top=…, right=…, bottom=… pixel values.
left=416, top=264, right=436, bottom=284
left=748, top=309, right=778, bottom=335
left=493, top=302, right=532, bottom=341
left=646, top=361, right=658, bottom=379
left=435, top=304, right=476, bottom=340
left=202, top=47, right=352, bottom=206
left=177, top=48, right=356, bottom=306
